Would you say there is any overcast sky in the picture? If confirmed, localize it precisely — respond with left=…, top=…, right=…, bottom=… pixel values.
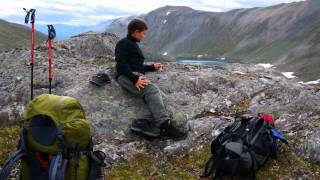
left=0, top=0, right=305, bottom=26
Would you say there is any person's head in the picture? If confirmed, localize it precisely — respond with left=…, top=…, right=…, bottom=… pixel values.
left=128, top=18, right=148, bottom=41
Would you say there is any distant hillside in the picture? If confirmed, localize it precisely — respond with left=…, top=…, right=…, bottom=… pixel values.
left=105, top=0, right=320, bottom=81
left=0, top=19, right=46, bottom=53
left=36, top=19, right=115, bottom=40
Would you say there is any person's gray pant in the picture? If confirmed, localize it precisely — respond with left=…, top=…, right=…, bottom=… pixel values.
left=117, top=73, right=170, bottom=128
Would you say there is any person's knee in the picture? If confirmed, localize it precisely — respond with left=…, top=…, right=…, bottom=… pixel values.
left=145, top=83, right=160, bottom=94
left=142, top=83, right=161, bottom=101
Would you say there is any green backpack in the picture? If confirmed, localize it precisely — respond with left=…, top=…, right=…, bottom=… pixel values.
left=0, top=94, right=106, bottom=180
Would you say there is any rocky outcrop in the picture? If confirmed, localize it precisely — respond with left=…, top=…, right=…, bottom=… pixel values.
left=0, top=31, right=319, bottom=178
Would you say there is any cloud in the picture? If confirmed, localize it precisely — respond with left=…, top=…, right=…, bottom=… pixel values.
left=0, top=0, right=306, bottom=26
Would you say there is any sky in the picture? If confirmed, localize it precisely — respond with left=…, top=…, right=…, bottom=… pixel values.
left=0, top=0, right=305, bottom=26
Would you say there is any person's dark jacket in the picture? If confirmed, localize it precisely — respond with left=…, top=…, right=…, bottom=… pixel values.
left=115, top=34, right=155, bottom=84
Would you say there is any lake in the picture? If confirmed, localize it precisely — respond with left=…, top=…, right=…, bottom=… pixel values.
left=175, top=57, right=230, bottom=65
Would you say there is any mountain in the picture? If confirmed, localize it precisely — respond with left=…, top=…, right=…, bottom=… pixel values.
left=0, top=19, right=46, bottom=53
left=35, top=19, right=115, bottom=40
left=105, top=0, right=320, bottom=81
left=104, top=15, right=174, bottom=63
left=103, top=16, right=137, bottom=38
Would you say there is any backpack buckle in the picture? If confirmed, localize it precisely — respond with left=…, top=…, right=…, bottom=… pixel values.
left=35, top=152, right=52, bottom=171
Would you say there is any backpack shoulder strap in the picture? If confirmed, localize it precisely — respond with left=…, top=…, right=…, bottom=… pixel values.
left=0, top=128, right=28, bottom=180
left=247, top=117, right=268, bottom=146
left=0, top=149, right=26, bottom=180
left=213, top=148, right=229, bottom=180
left=200, top=156, right=215, bottom=178
left=48, top=133, right=68, bottom=180
left=48, top=152, right=68, bottom=180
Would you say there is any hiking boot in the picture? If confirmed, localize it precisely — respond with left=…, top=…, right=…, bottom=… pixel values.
left=130, top=118, right=160, bottom=137
left=159, top=122, right=188, bottom=140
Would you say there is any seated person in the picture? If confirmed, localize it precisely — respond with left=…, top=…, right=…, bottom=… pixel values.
left=115, top=18, right=187, bottom=140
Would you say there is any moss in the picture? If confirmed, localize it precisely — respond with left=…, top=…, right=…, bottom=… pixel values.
left=169, top=144, right=211, bottom=172
left=80, top=59, right=115, bottom=67
left=258, top=146, right=320, bottom=179
left=106, top=145, right=211, bottom=179
left=95, top=60, right=115, bottom=67
left=1, top=123, right=319, bottom=179
left=173, top=112, right=186, bottom=122
left=106, top=143, right=320, bottom=179
left=233, top=98, right=251, bottom=113
left=194, top=110, right=216, bottom=119
left=80, top=60, right=91, bottom=64
left=216, top=98, right=252, bottom=116
left=105, top=153, right=160, bottom=180
left=241, top=74, right=257, bottom=81
left=194, top=98, right=252, bottom=119
left=0, top=124, right=20, bottom=166
left=270, top=111, right=281, bottom=120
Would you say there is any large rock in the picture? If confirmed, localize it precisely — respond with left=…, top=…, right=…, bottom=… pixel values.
left=59, top=31, right=118, bottom=59
left=0, top=32, right=319, bottom=175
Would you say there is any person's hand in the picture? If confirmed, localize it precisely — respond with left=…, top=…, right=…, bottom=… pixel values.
left=135, top=76, right=150, bottom=91
left=154, top=63, right=164, bottom=70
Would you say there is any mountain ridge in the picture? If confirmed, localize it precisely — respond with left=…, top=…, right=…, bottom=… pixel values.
left=105, top=0, right=320, bottom=81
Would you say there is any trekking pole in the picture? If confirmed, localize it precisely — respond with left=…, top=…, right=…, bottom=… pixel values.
left=47, top=25, right=56, bottom=94
left=23, top=8, right=36, bottom=100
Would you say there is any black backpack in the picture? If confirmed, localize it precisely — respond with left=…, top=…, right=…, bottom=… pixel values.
left=201, top=114, right=287, bottom=179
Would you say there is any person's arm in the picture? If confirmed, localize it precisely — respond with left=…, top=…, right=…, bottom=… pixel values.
left=115, top=42, right=140, bottom=83
left=144, top=64, right=156, bottom=72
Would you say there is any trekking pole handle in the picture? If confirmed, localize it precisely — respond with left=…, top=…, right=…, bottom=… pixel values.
left=23, top=8, right=36, bottom=24
left=30, top=9, right=36, bottom=23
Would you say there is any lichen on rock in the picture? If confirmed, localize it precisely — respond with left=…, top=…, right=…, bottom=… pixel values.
left=0, top=32, right=319, bottom=179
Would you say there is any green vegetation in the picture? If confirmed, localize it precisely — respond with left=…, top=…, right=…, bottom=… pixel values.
left=173, top=112, right=186, bottom=122
left=0, top=122, right=319, bottom=179
left=94, top=59, right=116, bottom=67
left=0, top=124, right=19, bottom=166
left=106, top=145, right=211, bottom=180
left=106, top=144, right=320, bottom=179
left=258, top=146, right=320, bottom=179
left=285, top=47, right=320, bottom=81
left=194, top=21, right=320, bottom=65
left=0, top=19, right=46, bottom=53
left=229, top=34, right=307, bottom=64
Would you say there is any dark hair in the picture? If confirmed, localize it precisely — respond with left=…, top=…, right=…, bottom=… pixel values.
left=128, top=19, right=148, bottom=35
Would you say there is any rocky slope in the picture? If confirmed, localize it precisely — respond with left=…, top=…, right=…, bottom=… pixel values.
left=105, top=0, right=320, bottom=81
left=0, top=19, right=46, bottom=53
left=0, top=31, right=320, bottom=179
